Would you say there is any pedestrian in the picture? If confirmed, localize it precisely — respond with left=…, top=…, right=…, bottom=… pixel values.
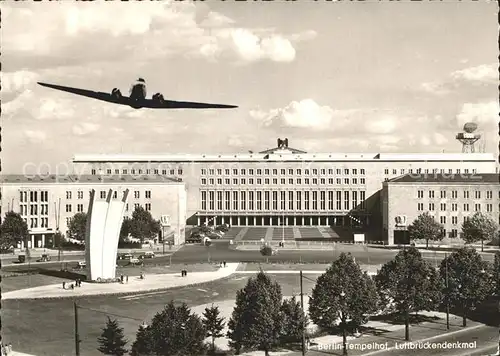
left=70, top=284, right=74, bottom=290
left=62, top=281, right=66, bottom=290
left=7, top=344, right=11, bottom=354
left=126, top=275, right=129, bottom=283
left=1, top=343, right=6, bottom=356
left=120, top=274, right=124, bottom=284
left=223, top=260, right=226, bottom=267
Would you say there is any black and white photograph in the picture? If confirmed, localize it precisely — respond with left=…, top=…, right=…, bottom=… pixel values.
left=1, top=1, right=499, bottom=356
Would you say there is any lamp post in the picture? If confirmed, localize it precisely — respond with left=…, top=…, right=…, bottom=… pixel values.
left=340, top=290, right=347, bottom=356
left=445, top=252, right=450, bottom=330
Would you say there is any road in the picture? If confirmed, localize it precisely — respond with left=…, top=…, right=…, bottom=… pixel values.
left=2, top=241, right=496, bottom=272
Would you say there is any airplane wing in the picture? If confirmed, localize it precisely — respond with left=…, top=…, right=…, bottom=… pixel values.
left=144, top=98, right=238, bottom=109
left=37, top=82, right=129, bottom=105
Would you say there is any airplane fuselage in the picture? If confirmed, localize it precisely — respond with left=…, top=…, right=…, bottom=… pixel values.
left=129, top=82, right=147, bottom=108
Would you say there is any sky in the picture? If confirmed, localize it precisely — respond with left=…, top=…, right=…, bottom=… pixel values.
left=2, top=0, right=498, bottom=174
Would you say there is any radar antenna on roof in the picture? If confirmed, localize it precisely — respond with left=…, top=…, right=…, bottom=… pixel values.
left=456, top=122, right=481, bottom=153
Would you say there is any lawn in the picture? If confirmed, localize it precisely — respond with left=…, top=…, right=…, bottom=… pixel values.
left=2, top=272, right=315, bottom=356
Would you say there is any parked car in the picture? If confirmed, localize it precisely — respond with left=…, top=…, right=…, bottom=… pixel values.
left=186, top=232, right=204, bottom=243
left=143, top=251, right=155, bottom=258
left=206, top=230, right=223, bottom=239
left=216, top=224, right=230, bottom=232
left=129, top=257, right=143, bottom=266
left=36, top=254, right=51, bottom=262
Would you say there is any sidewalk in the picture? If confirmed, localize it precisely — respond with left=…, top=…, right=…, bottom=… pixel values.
left=3, top=263, right=239, bottom=300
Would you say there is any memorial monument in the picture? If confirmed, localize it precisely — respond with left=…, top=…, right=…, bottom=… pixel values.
left=84, top=188, right=129, bottom=281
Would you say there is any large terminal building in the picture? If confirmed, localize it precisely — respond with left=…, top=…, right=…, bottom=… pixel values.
left=1, top=138, right=497, bottom=247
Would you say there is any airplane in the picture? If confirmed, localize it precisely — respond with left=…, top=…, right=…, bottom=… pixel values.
left=37, top=78, right=238, bottom=110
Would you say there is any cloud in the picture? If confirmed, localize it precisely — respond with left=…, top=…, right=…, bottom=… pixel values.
left=72, top=122, right=101, bottom=136
left=451, top=64, right=497, bottom=83
left=455, top=100, right=499, bottom=128
left=24, top=130, right=47, bottom=143
left=421, top=63, right=497, bottom=95
left=3, top=2, right=315, bottom=67
left=1, top=70, right=40, bottom=95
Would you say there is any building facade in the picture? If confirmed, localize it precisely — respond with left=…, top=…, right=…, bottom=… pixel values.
left=382, top=173, right=500, bottom=245
left=0, top=175, right=187, bottom=247
left=71, top=140, right=496, bottom=241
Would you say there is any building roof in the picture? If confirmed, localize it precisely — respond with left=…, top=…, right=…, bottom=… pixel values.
left=387, top=173, right=499, bottom=184
left=72, top=152, right=496, bottom=163
left=0, top=174, right=183, bottom=185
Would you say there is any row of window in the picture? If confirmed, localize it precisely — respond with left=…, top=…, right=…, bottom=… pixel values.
left=201, top=168, right=367, bottom=176
left=417, top=202, right=495, bottom=213
left=19, top=191, right=49, bottom=203
left=200, top=190, right=366, bottom=212
left=91, top=168, right=183, bottom=175
left=385, top=168, right=478, bottom=175
left=19, top=204, right=49, bottom=216
left=65, top=190, right=151, bottom=200
left=25, top=217, right=49, bottom=229
left=64, top=202, right=152, bottom=214
left=201, top=177, right=366, bottom=186
left=417, top=190, right=497, bottom=199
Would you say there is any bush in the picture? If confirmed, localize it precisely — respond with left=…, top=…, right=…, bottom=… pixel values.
left=61, top=241, right=85, bottom=251
left=117, top=241, right=142, bottom=249
left=260, top=245, right=273, bottom=256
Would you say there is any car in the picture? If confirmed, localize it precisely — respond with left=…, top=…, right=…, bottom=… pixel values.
left=129, top=257, right=143, bottom=265
left=216, top=224, right=230, bottom=232
left=36, top=254, right=51, bottom=262
left=76, top=261, right=86, bottom=269
left=143, top=251, right=155, bottom=258
left=122, top=253, right=133, bottom=260
left=206, top=230, right=223, bottom=239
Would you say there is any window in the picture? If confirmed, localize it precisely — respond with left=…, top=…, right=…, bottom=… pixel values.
left=305, top=169, right=310, bottom=175
left=77, top=204, right=84, bottom=213
left=233, top=178, right=238, bottom=185
left=248, top=191, right=254, bottom=210
left=257, top=178, right=262, bottom=185
left=216, top=169, right=222, bottom=175
left=145, top=203, right=151, bottom=211
left=91, top=169, right=96, bottom=175
left=257, top=169, right=262, bottom=175
left=487, top=204, right=493, bottom=212
left=464, top=190, right=469, bottom=199
left=352, top=178, right=357, bottom=184
left=352, top=169, right=357, bottom=175
left=264, top=191, right=270, bottom=210
left=296, top=191, right=302, bottom=210
left=486, top=191, right=493, bottom=199
left=66, top=191, right=72, bottom=199
left=451, top=229, right=458, bottom=238
left=289, top=178, right=294, bottom=185
left=321, top=178, right=326, bottom=185
left=154, top=169, right=158, bottom=174
left=417, top=190, right=424, bottom=199
left=312, top=191, right=318, bottom=210
left=360, top=169, right=365, bottom=175
left=289, top=169, right=294, bottom=175
left=304, top=191, right=310, bottom=210
left=100, top=191, right=106, bottom=199
left=209, top=191, right=215, bottom=210
left=272, top=169, right=277, bottom=175
left=452, top=203, right=458, bottom=211
left=360, top=178, right=365, bottom=184
left=440, top=191, right=446, bottom=199
left=336, top=191, right=342, bottom=210
left=297, top=178, right=302, bottom=185
left=241, top=178, right=246, bottom=185
left=451, top=191, right=458, bottom=199
left=233, top=169, right=238, bottom=175
left=257, top=191, right=262, bottom=210
left=475, top=204, right=481, bottom=212
left=77, top=191, right=83, bottom=199
left=225, top=178, right=230, bottom=185
left=272, top=191, right=278, bottom=210
left=272, top=178, right=277, bottom=185
left=384, top=169, right=389, bottom=175
left=123, top=169, right=128, bottom=175
left=225, top=169, right=230, bottom=175
left=66, top=204, right=72, bottom=213
left=145, top=191, right=151, bottom=199
left=201, top=178, right=207, bottom=185
left=241, top=191, right=247, bottom=210
left=280, top=191, right=286, bottom=210
left=429, top=191, right=434, bottom=198
left=248, top=169, right=254, bottom=175
left=313, top=169, right=318, bottom=175
left=418, top=203, right=424, bottom=211
left=440, top=216, right=446, bottom=224
left=125, top=204, right=129, bottom=212
left=429, top=203, right=435, bottom=211
left=225, top=191, right=231, bottom=210
left=264, top=169, right=270, bottom=175
left=288, top=191, right=293, bottom=210
left=463, top=203, right=469, bottom=211
left=248, top=178, right=254, bottom=185
left=264, top=178, right=270, bottom=185
left=217, top=178, right=222, bottom=185
left=452, top=216, right=458, bottom=225
left=320, top=191, right=326, bottom=210
left=328, top=178, right=334, bottom=185
left=320, top=169, right=326, bottom=175
left=328, top=191, right=334, bottom=210
left=131, top=169, right=136, bottom=175
left=134, top=203, right=140, bottom=210
left=201, top=191, right=207, bottom=210
left=216, top=192, right=223, bottom=210
left=161, top=169, right=166, bottom=175
left=352, top=191, right=358, bottom=210
left=344, top=191, right=349, bottom=211
left=209, top=178, right=215, bottom=185
left=344, top=178, right=349, bottom=185
left=440, top=203, right=446, bottom=211
left=360, top=191, right=366, bottom=210
left=297, top=169, right=302, bottom=175
left=134, top=191, right=140, bottom=199
left=312, top=178, right=318, bottom=185
left=475, top=191, right=481, bottom=199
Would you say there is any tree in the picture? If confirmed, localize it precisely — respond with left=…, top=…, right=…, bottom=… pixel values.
left=280, top=296, right=308, bottom=345
left=0, top=211, right=29, bottom=251
left=494, top=252, right=500, bottom=298
left=440, top=248, right=492, bottom=327
left=375, top=247, right=442, bottom=341
left=131, top=301, right=206, bottom=356
left=309, top=253, right=378, bottom=355
left=129, top=206, right=161, bottom=242
left=68, top=212, right=87, bottom=241
left=408, top=212, right=444, bottom=249
left=202, top=304, right=226, bottom=354
left=227, top=271, right=283, bottom=355
left=461, top=212, right=499, bottom=252
left=97, top=317, right=128, bottom=356
left=119, top=216, right=132, bottom=242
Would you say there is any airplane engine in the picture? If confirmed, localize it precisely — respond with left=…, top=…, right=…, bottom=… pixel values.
left=111, top=88, right=122, bottom=99
left=152, top=93, right=165, bottom=104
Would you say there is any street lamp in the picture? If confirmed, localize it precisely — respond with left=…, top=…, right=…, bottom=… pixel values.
left=340, top=290, right=347, bottom=356
left=445, top=253, right=450, bottom=330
